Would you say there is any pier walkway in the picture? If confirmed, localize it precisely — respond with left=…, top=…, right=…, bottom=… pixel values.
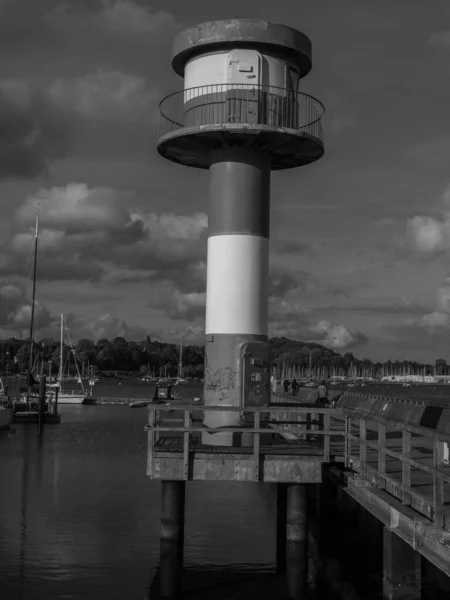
left=145, top=391, right=450, bottom=599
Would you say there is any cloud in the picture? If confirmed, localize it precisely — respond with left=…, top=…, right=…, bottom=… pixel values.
left=2, top=183, right=208, bottom=286
left=48, top=69, right=159, bottom=122
left=421, top=311, right=450, bottom=330
left=48, top=0, right=179, bottom=40
left=99, top=0, right=178, bottom=37
left=0, top=278, right=148, bottom=341
left=0, top=280, right=54, bottom=334
left=406, top=184, right=450, bottom=255
left=64, top=312, right=147, bottom=341
left=151, top=285, right=206, bottom=321
left=310, top=320, right=368, bottom=349
left=0, top=79, right=72, bottom=180
left=419, top=277, right=450, bottom=332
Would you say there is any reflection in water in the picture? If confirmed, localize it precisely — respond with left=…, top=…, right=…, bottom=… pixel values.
left=19, top=432, right=30, bottom=600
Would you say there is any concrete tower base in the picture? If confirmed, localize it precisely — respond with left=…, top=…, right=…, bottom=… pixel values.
left=202, top=149, right=271, bottom=446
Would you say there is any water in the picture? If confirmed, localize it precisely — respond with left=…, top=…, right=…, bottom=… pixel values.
left=1, top=382, right=449, bottom=599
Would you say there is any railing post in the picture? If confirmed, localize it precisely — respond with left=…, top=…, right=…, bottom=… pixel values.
left=402, top=430, right=412, bottom=506
left=183, top=409, right=190, bottom=480
left=378, top=422, right=386, bottom=489
left=433, top=441, right=445, bottom=527
left=147, top=408, right=155, bottom=477
left=323, top=411, right=330, bottom=463
left=344, top=416, right=351, bottom=468
left=359, top=418, right=366, bottom=476
left=253, top=411, right=261, bottom=482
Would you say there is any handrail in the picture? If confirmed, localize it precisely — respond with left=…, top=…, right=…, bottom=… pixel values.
left=158, top=83, right=325, bottom=142
left=145, top=404, right=335, bottom=482
left=339, top=407, right=450, bottom=530
left=145, top=400, right=450, bottom=531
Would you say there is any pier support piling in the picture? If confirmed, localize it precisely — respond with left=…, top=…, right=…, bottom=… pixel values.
left=383, top=528, right=421, bottom=600
left=159, top=481, right=186, bottom=599
left=308, top=484, right=322, bottom=593
left=286, top=483, right=308, bottom=599
left=276, top=483, right=287, bottom=573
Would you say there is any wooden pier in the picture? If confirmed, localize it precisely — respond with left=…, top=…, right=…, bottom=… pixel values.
left=146, top=393, right=450, bottom=599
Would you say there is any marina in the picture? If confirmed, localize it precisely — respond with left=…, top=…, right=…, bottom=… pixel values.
left=2, top=383, right=450, bottom=599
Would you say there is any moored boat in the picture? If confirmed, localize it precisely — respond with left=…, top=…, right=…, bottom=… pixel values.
left=129, top=400, right=152, bottom=408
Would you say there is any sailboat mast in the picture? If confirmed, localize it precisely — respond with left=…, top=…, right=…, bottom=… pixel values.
left=59, top=314, right=64, bottom=387
left=27, top=212, right=39, bottom=382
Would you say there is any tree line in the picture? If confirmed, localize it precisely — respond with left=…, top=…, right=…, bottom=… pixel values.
left=0, top=335, right=447, bottom=379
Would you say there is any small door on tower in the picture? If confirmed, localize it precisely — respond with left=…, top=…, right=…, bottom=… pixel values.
left=226, top=50, right=262, bottom=125
left=238, top=341, right=270, bottom=424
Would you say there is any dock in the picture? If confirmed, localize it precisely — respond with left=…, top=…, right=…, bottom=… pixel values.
left=146, top=392, right=450, bottom=599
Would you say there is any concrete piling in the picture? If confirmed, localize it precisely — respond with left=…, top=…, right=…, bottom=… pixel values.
left=383, top=528, right=421, bottom=600
left=286, top=483, right=308, bottom=599
left=276, top=483, right=288, bottom=573
left=159, top=481, right=185, bottom=599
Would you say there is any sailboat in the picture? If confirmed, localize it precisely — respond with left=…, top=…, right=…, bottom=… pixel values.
left=175, top=339, right=187, bottom=384
left=51, top=314, right=93, bottom=404
left=8, top=209, right=61, bottom=424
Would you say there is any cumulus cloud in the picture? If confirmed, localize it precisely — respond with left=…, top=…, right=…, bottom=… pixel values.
left=2, top=183, right=208, bottom=286
left=151, top=285, right=206, bottom=321
left=48, top=0, right=179, bottom=40
left=407, top=216, right=449, bottom=254
left=48, top=69, right=159, bottom=122
left=0, top=279, right=54, bottom=335
left=65, top=312, right=147, bottom=341
left=310, top=320, right=368, bottom=349
left=0, top=277, right=148, bottom=341
left=0, top=79, right=72, bottom=179
left=100, top=0, right=178, bottom=36
left=406, top=184, right=450, bottom=255
left=420, top=277, right=450, bottom=332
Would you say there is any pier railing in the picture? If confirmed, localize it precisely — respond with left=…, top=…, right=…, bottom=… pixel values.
left=145, top=404, right=338, bottom=481
left=145, top=397, right=450, bottom=531
left=336, top=398, right=450, bottom=534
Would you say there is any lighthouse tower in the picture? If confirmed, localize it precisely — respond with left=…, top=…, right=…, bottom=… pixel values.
left=157, top=19, right=325, bottom=445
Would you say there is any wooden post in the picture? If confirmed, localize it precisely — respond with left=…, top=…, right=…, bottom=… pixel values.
left=38, top=376, right=46, bottom=435
left=54, top=387, right=59, bottom=416
left=286, top=483, right=308, bottom=599
left=433, top=441, right=444, bottom=527
left=383, top=528, right=421, bottom=600
left=276, top=483, right=287, bottom=573
left=378, top=422, right=386, bottom=489
left=402, top=430, right=411, bottom=505
left=159, top=481, right=185, bottom=599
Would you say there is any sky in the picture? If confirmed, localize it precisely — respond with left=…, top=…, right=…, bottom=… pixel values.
left=0, top=0, right=450, bottom=362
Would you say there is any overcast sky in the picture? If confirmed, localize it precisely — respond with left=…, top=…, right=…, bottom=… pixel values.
left=0, top=0, right=450, bottom=362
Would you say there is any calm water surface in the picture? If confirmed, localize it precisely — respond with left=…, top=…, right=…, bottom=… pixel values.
left=1, top=382, right=448, bottom=599
left=0, top=382, right=287, bottom=600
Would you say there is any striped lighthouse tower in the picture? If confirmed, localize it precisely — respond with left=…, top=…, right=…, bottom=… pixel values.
left=157, top=20, right=325, bottom=445
left=203, top=149, right=271, bottom=443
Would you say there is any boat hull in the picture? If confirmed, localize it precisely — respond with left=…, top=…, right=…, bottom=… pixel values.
left=58, top=394, right=88, bottom=405
left=130, top=401, right=152, bottom=408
